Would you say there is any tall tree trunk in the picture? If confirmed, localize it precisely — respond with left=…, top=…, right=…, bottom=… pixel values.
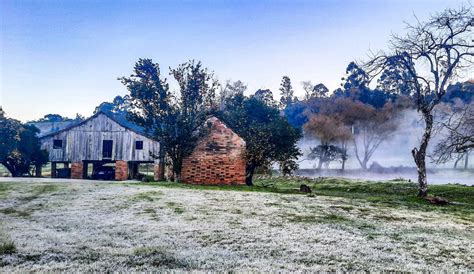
left=317, top=157, right=323, bottom=170
left=35, top=164, right=42, bottom=177
left=246, top=164, right=256, bottom=186
left=353, top=140, right=368, bottom=170
left=172, top=154, right=182, bottom=183
left=412, top=111, right=433, bottom=198
left=173, top=171, right=180, bottom=183
left=453, top=153, right=463, bottom=169
left=341, top=142, right=347, bottom=172
left=361, top=159, right=368, bottom=170
left=464, top=151, right=469, bottom=170
left=158, top=145, right=166, bottom=181
left=2, top=162, right=19, bottom=177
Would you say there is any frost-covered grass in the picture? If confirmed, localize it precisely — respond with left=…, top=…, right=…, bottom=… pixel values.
left=0, top=179, right=473, bottom=271
left=142, top=177, right=474, bottom=218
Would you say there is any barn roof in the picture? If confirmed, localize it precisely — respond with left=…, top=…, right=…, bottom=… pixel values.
left=39, top=111, right=152, bottom=139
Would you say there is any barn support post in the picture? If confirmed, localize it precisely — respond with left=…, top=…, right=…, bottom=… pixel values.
left=35, top=164, right=42, bottom=177
left=154, top=161, right=164, bottom=181
left=82, top=162, right=89, bottom=179
left=129, top=162, right=139, bottom=179
left=115, top=160, right=129, bottom=181
left=51, top=162, right=57, bottom=178
left=71, top=162, right=83, bottom=179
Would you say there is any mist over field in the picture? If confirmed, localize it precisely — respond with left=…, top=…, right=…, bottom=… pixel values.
left=296, top=109, right=474, bottom=185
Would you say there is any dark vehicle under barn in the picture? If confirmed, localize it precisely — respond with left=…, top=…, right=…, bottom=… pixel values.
left=91, top=165, right=115, bottom=180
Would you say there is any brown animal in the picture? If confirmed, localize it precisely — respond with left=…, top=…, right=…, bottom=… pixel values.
left=425, top=196, right=450, bottom=205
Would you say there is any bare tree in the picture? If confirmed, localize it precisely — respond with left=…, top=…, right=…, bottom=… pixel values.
left=319, top=98, right=397, bottom=170
left=432, top=101, right=474, bottom=166
left=366, top=7, right=473, bottom=197
left=301, top=81, right=314, bottom=101
left=351, top=105, right=397, bottom=170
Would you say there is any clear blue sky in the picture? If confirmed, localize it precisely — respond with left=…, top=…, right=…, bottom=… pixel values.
left=0, top=0, right=469, bottom=121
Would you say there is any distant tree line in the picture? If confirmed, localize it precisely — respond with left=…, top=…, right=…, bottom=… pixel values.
left=0, top=109, right=48, bottom=177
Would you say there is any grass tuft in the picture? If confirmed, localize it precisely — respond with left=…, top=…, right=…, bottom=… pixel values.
left=130, top=247, right=192, bottom=268
left=132, top=191, right=163, bottom=202
left=0, top=207, right=31, bottom=217
left=166, top=202, right=185, bottom=214
left=0, top=240, right=16, bottom=255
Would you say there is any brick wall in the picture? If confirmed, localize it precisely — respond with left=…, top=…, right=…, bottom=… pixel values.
left=181, top=117, right=246, bottom=185
left=115, top=160, right=129, bottom=181
left=71, top=162, right=83, bottom=179
left=154, top=163, right=164, bottom=181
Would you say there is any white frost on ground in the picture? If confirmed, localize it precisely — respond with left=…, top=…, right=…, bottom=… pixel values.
left=0, top=181, right=473, bottom=271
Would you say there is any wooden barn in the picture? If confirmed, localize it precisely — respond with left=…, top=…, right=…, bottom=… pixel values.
left=40, top=111, right=161, bottom=181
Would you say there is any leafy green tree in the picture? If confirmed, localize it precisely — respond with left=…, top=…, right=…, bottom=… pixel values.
left=313, top=83, right=329, bottom=98
left=218, top=80, right=247, bottom=110
left=302, top=82, right=329, bottom=100
left=377, top=61, right=414, bottom=96
left=29, top=113, right=81, bottom=123
left=279, top=76, right=295, bottom=109
left=220, top=93, right=302, bottom=185
left=122, top=59, right=219, bottom=181
left=342, top=62, right=369, bottom=91
left=94, top=95, right=131, bottom=114
left=284, top=101, right=308, bottom=128
left=443, top=81, right=474, bottom=104
left=0, top=113, right=48, bottom=177
left=307, top=145, right=347, bottom=170
left=120, top=59, right=172, bottom=180
left=254, top=89, right=276, bottom=106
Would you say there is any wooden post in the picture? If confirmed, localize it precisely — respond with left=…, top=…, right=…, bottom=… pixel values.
left=82, top=162, right=88, bottom=179
left=35, top=164, right=42, bottom=177
left=51, top=162, right=57, bottom=178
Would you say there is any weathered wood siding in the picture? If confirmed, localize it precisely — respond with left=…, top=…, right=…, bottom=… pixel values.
left=41, top=113, right=160, bottom=162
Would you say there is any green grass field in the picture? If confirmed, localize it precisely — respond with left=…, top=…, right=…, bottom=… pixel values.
left=138, top=176, right=474, bottom=219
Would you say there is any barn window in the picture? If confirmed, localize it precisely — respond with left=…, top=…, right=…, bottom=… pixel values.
left=53, top=139, right=63, bottom=149
left=135, top=141, right=143, bottom=150
left=102, top=140, right=113, bottom=158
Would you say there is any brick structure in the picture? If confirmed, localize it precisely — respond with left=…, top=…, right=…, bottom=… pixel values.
left=115, top=160, right=129, bottom=181
left=71, top=162, right=83, bottom=179
left=154, top=164, right=164, bottom=181
left=181, top=117, right=246, bottom=185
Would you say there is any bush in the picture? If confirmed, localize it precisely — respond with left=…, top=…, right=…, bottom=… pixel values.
left=0, top=240, right=16, bottom=255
